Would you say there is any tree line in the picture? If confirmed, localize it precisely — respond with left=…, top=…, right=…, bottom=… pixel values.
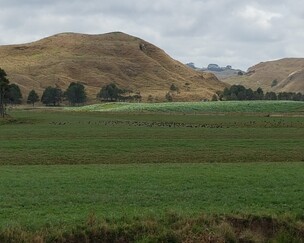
left=40, top=82, right=87, bottom=106
left=215, top=85, right=304, bottom=101
left=39, top=83, right=142, bottom=106
left=1, top=66, right=143, bottom=117
left=1, top=66, right=304, bottom=117
left=0, top=67, right=88, bottom=116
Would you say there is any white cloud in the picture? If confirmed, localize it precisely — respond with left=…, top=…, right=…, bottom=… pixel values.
left=0, top=0, right=303, bottom=70
left=237, top=5, right=282, bottom=29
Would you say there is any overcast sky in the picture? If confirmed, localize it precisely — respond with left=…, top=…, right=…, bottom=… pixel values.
left=0, top=0, right=304, bottom=70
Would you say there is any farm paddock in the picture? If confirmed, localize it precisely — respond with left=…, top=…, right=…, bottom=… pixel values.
left=0, top=101, right=304, bottom=242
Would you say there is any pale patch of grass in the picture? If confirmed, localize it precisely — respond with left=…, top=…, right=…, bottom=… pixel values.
left=65, top=101, right=304, bottom=113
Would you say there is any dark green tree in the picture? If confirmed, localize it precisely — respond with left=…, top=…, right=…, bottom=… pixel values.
left=41, top=86, right=62, bottom=106
left=65, top=82, right=87, bottom=105
left=27, top=90, right=40, bottom=106
left=222, top=85, right=266, bottom=101
left=265, top=92, right=277, bottom=100
left=293, top=92, right=304, bottom=101
left=97, top=83, right=124, bottom=101
left=221, top=84, right=302, bottom=101
left=223, top=85, right=248, bottom=100
left=278, top=92, right=292, bottom=100
left=253, top=87, right=264, bottom=100
left=5, top=83, right=22, bottom=105
left=0, top=68, right=9, bottom=117
left=222, top=87, right=230, bottom=100
left=245, top=88, right=254, bottom=100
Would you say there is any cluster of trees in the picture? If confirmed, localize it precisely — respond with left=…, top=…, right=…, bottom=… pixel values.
left=1, top=67, right=142, bottom=116
left=40, top=82, right=143, bottom=106
left=2, top=66, right=304, bottom=117
left=215, top=85, right=304, bottom=101
left=41, top=82, right=87, bottom=106
left=0, top=67, right=88, bottom=115
left=20, top=83, right=87, bottom=107
left=96, top=83, right=142, bottom=102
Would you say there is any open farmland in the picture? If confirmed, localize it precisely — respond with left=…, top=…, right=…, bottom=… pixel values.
left=0, top=101, right=304, bottom=242
left=66, top=100, right=304, bottom=113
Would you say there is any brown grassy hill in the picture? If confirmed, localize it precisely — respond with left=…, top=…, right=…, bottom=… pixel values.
left=224, top=58, right=304, bottom=92
left=275, top=68, right=304, bottom=92
left=0, top=32, right=226, bottom=102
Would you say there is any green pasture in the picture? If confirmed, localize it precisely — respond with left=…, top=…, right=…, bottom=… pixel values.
left=0, top=107, right=304, bottom=165
left=65, top=100, right=304, bottom=113
left=0, top=163, right=303, bottom=229
left=0, top=101, right=303, bottom=240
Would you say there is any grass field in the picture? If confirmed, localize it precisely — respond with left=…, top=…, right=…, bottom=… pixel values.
left=0, top=101, right=304, bottom=242
left=1, top=163, right=304, bottom=227
left=65, top=100, right=304, bottom=113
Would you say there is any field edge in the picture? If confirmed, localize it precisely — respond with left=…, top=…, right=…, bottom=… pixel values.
left=1, top=213, right=303, bottom=243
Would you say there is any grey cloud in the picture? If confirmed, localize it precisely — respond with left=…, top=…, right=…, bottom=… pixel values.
left=0, top=0, right=304, bottom=70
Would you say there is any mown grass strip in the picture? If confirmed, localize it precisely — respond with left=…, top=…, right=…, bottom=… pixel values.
left=65, top=101, right=304, bottom=113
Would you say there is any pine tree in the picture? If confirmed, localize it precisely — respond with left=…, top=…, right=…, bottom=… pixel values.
left=65, top=82, right=86, bottom=105
left=27, top=90, right=40, bottom=106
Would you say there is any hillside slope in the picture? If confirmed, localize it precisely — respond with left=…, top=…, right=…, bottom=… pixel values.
left=224, top=58, right=304, bottom=93
left=276, top=68, right=304, bottom=92
left=0, top=32, right=226, bottom=101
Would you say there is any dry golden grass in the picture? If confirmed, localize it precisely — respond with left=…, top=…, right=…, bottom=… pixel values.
left=0, top=32, right=226, bottom=101
left=277, top=68, right=304, bottom=92
left=225, top=58, right=304, bottom=92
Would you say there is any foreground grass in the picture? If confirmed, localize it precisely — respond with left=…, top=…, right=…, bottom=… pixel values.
left=0, top=106, right=304, bottom=242
left=0, top=163, right=303, bottom=229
